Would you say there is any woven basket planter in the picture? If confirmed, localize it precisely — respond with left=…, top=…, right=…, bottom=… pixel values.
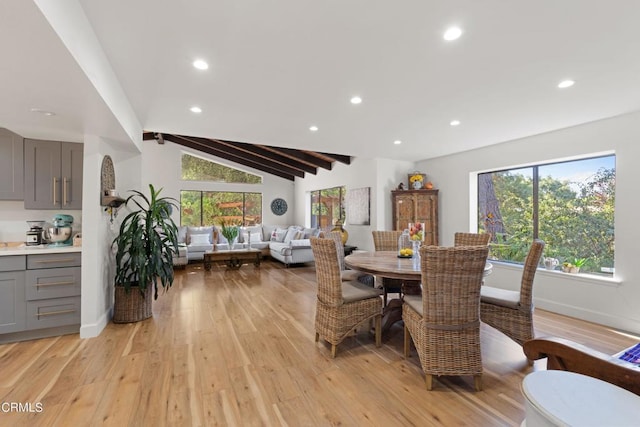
left=113, top=285, right=152, bottom=323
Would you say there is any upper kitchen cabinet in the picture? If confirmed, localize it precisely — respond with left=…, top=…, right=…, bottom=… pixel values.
left=0, top=128, right=24, bottom=200
left=24, top=139, right=83, bottom=210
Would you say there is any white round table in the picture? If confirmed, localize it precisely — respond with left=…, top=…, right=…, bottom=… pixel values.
left=521, top=370, right=640, bottom=426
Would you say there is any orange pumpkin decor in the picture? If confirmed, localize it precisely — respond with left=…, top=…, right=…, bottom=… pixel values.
left=424, top=181, right=434, bottom=190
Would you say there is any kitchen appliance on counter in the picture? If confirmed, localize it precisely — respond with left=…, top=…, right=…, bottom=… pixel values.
left=43, top=214, right=74, bottom=247
left=26, top=220, right=46, bottom=246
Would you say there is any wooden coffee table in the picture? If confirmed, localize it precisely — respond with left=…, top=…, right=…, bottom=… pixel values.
left=203, top=248, right=262, bottom=270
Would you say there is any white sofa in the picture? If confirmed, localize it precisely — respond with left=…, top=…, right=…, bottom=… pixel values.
left=175, top=224, right=320, bottom=266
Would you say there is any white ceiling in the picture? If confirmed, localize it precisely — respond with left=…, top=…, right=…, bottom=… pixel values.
left=3, top=1, right=640, bottom=161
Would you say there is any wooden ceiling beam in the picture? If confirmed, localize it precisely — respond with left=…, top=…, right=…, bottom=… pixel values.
left=165, top=134, right=298, bottom=181
left=143, top=131, right=351, bottom=180
left=213, top=139, right=318, bottom=175
left=261, top=146, right=333, bottom=170
left=193, top=137, right=306, bottom=178
left=309, top=151, right=352, bottom=165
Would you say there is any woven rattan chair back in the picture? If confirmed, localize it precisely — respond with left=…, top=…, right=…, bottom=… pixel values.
left=322, top=231, right=346, bottom=270
left=311, top=237, right=343, bottom=307
left=454, top=232, right=491, bottom=247
left=420, top=245, right=489, bottom=328
left=311, top=237, right=382, bottom=357
left=371, top=230, right=405, bottom=305
left=480, top=239, right=545, bottom=348
left=372, top=230, right=402, bottom=251
left=517, top=239, right=545, bottom=307
left=403, top=245, right=490, bottom=391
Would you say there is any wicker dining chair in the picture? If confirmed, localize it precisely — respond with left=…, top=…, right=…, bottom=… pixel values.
left=454, top=232, right=491, bottom=246
left=480, top=239, right=545, bottom=348
left=310, top=237, right=382, bottom=358
left=321, top=231, right=374, bottom=285
left=403, top=245, right=490, bottom=391
left=371, top=230, right=417, bottom=305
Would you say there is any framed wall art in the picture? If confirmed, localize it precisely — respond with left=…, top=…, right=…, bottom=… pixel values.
left=346, top=187, right=371, bottom=225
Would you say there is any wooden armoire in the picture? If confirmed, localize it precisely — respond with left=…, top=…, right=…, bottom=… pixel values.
left=391, top=189, right=439, bottom=245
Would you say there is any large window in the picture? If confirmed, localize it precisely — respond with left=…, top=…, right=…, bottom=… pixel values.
left=310, top=186, right=345, bottom=229
left=181, top=191, right=262, bottom=226
left=181, top=153, right=262, bottom=184
left=478, top=155, right=615, bottom=275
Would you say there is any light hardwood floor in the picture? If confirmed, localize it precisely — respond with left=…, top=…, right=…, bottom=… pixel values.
left=1, top=260, right=637, bottom=426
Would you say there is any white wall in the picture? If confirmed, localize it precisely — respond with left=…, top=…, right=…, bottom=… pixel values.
left=418, top=111, right=640, bottom=334
left=142, top=141, right=295, bottom=227
left=80, top=135, right=141, bottom=338
left=0, top=201, right=81, bottom=242
left=294, top=157, right=413, bottom=252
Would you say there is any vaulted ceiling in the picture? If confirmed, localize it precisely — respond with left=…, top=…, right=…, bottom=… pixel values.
left=143, top=132, right=351, bottom=181
left=2, top=2, right=640, bottom=162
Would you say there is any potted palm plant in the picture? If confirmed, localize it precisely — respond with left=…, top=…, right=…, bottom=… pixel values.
left=112, top=184, right=179, bottom=323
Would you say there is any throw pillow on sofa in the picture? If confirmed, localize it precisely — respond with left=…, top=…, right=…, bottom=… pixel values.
left=187, top=226, right=214, bottom=244
left=270, top=227, right=287, bottom=242
left=189, top=234, right=210, bottom=245
left=241, top=231, right=264, bottom=244
left=283, top=226, right=304, bottom=243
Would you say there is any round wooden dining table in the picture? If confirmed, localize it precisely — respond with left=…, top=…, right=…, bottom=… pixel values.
left=344, top=250, right=493, bottom=280
left=344, top=251, right=493, bottom=334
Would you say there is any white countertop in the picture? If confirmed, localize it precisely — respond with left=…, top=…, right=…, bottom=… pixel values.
left=0, top=244, right=82, bottom=256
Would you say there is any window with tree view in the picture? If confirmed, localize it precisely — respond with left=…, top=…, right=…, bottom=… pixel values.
left=181, top=191, right=262, bottom=226
left=478, top=155, right=615, bottom=275
left=310, top=186, right=345, bottom=229
left=181, top=153, right=262, bottom=183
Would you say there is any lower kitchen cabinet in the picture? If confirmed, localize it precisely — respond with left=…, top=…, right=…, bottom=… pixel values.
left=0, top=251, right=81, bottom=343
left=0, top=271, right=26, bottom=334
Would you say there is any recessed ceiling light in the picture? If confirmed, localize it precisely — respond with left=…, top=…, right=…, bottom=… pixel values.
left=450, top=120, right=461, bottom=126
left=558, top=80, right=575, bottom=89
left=443, top=27, right=463, bottom=41
left=192, top=59, right=209, bottom=70
left=350, top=96, right=362, bottom=104
left=190, top=106, right=202, bottom=113
left=309, top=126, right=318, bottom=132
left=30, top=108, right=55, bottom=116
left=393, top=140, right=402, bottom=145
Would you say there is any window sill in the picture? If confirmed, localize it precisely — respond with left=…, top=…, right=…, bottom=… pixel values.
left=491, top=261, right=621, bottom=287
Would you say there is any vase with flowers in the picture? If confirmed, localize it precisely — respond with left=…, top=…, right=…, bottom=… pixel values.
left=408, top=222, right=425, bottom=257
left=409, top=172, right=425, bottom=190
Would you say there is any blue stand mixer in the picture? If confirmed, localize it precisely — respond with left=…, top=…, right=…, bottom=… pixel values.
left=44, top=214, right=74, bottom=247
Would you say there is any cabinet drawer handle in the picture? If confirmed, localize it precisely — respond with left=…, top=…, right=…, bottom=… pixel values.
left=35, top=258, right=76, bottom=263
left=53, top=177, right=58, bottom=205
left=36, top=309, right=76, bottom=318
left=34, top=281, right=76, bottom=287
left=63, top=177, right=68, bottom=206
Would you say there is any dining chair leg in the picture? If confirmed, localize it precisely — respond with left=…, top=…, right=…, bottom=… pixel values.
left=331, top=344, right=338, bottom=358
left=375, top=315, right=381, bottom=347
left=315, top=332, right=319, bottom=342
left=425, top=374, right=433, bottom=390
left=474, top=375, right=483, bottom=392
left=403, top=325, right=410, bottom=357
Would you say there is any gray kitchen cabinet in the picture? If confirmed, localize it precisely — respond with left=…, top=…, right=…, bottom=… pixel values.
left=24, top=139, right=83, bottom=209
left=0, top=128, right=24, bottom=200
left=25, top=253, right=81, bottom=331
left=0, top=252, right=81, bottom=343
left=0, top=256, right=27, bottom=334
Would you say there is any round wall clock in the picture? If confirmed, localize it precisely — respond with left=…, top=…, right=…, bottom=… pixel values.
left=271, top=198, right=288, bottom=216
